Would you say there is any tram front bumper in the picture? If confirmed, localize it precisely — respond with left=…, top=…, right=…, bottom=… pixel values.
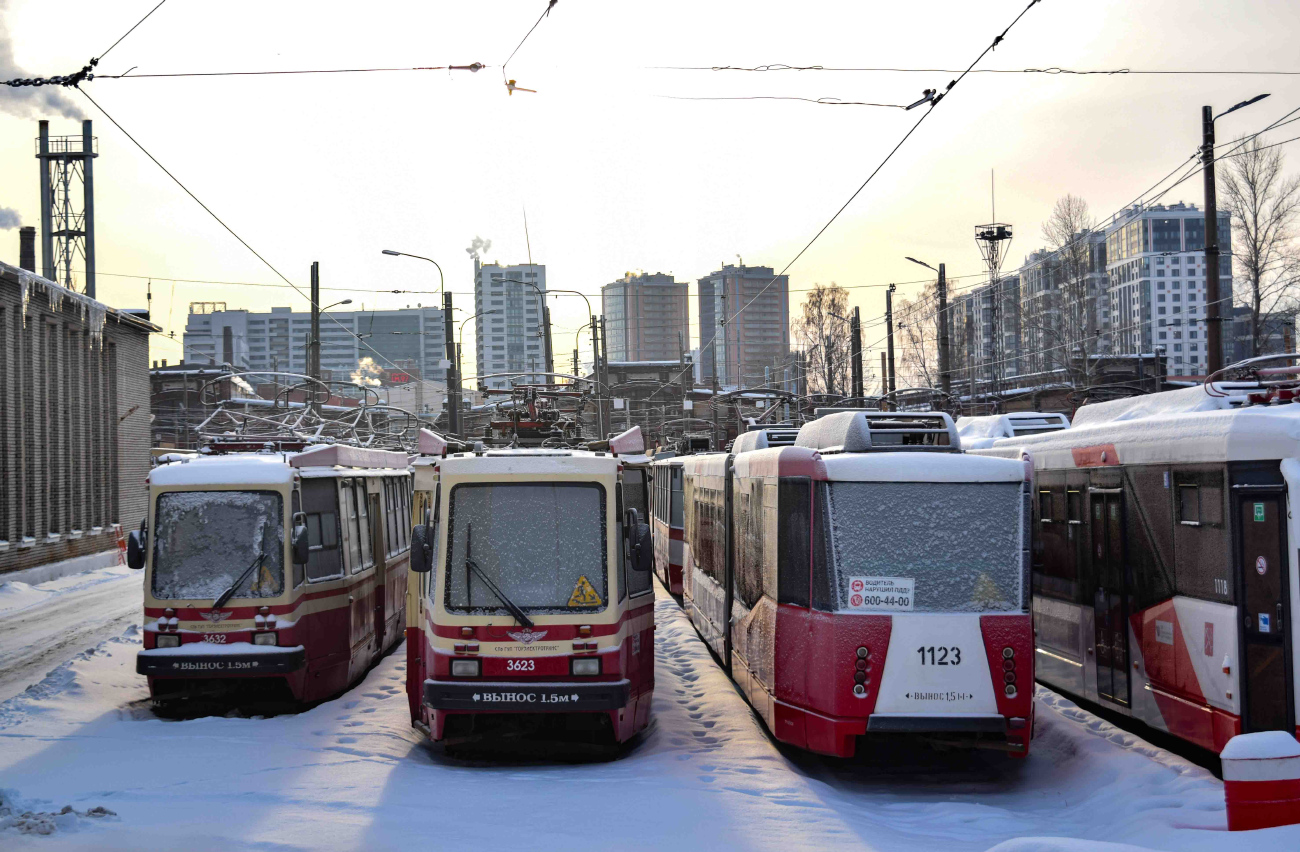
left=425, top=679, right=631, bottom=713
left=137, top=643, right=306, bottom=677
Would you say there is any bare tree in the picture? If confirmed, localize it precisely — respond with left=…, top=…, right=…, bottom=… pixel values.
left=1222, top=134, right=1300, bottom=357
left=1040, top=195, right=1099, bottom=382
left=894, top=284, right=939, bottom=388
left=794, top=282, right=851, bottom=396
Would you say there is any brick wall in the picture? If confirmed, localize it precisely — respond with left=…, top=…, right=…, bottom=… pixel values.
left=0, top=266, right=153, bottom=575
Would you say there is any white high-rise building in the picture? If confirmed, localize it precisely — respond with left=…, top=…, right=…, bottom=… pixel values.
left=473, top=261, right=547, bottom=390
left=182, top=303, right=448, bottom=380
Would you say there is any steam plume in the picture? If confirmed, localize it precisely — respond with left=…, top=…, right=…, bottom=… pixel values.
left=0, top=206, right=19, bottom=229
left=0, top=1, right=85, bottom=120
left=465, top=236, right=492, bottom=260
left=350, top=357, right=383, bottom=387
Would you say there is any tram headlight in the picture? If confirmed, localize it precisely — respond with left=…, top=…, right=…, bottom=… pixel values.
left=155, top=634, right=180, bottom=649
left=450, top=659, right=481, bottom=677
left=253, top=633, right=278, bottom=646
left=571, top=657, right=601, bottom=676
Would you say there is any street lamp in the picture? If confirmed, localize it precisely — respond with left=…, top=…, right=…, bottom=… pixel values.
left=305, top=298, right=353, bottom=391
left=381, top=249, right=444, bottom=295
left=382, top=248, right=459, bottom=433
left=905, top=255, right=951, bottom=396
left=1201, top=93, right=1269, bottom=374
left=458, top=309, right=500, bottom=390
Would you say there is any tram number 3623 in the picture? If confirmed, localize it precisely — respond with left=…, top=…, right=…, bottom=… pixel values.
left=505, top=659, right=536, bottom=672
left=917, top=646, right=962, bottom=665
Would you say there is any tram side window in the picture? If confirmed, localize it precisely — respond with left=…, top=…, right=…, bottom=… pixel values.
left=776, top=478, right=811, bottom=608
left=733, top=477, right=765, bottom=609
left=340, top=479, right=361, bottom=573
left=303, top=479, right=344, bottom=583
left=1067, top=489, right=1083, bottom=523
left=1038, top=489, right=1054, bottom=522
left=1123, top=467, right=1176, bottom=609
left=355, top=480, right=374, bottom=571
left=1172, top=468, right=1230, bottom=603
left=671, top=469, right=684, bottom=527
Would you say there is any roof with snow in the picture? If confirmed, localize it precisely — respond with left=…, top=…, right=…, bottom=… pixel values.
left=991, top=384, right=1300, bottom=466
left=0, top=260, right=161, bottom=335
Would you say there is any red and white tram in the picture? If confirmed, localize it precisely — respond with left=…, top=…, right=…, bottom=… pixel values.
left=406, top=434, right=655, bottom=743
left=680, top=411, right=1035, bottom=758
left=984, top=384, right=1299, bottom=751
left=130, top=441, right=412, bottom=702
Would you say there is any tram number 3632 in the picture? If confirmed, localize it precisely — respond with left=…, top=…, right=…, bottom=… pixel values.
left=917, top=646, right=962, bottom=666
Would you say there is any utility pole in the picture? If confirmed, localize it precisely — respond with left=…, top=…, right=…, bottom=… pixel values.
left=591, top=315, right=605, bottom=438
left=824, top=334, right=835, bottom=396
left=600, top=315, right=610, bottom=437
left=309, top=261, right=321, bottom=414
left=885, top=283, right=897, bottom=395
left=880, top=352, right=891, bottom=411
left=541, top=303, right=555, bottom=379
left=850, top=307, right=863, bottom=400
left=711, top=337, right=721, bottom=449
left=573, top=348, right=579, bottom=381
left=443, top=292, right=458, bottom=436
left=936, top=263, right=951, bottom=396
left=1202, top=104, right=1224, bottom=376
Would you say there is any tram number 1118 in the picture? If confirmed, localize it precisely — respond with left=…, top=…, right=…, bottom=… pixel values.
left=917, top=646, right=962, bottom=666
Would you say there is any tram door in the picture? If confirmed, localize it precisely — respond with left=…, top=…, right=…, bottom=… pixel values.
left=1090, top=491, right=1130, bottom=706
left=1237, top=494, right=1294, bottom=733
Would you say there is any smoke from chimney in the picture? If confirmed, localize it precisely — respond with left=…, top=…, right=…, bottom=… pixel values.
left=0, top=206, right=19, bottom=229
left=0, top=2, right=84, bottom=120
left=465, top=236, right=492, bottom=260
left=19, top=225, right=35, bottom=272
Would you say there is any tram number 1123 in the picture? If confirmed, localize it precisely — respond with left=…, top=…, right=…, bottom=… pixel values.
left=917, top=646, right=962, bottom=666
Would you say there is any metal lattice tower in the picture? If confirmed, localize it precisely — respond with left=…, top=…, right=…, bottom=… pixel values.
left=974, top=222, right=1013, bottom=398
left=36, top=119, right=97, bottom=298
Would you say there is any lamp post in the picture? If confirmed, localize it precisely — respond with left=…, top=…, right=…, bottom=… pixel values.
left=458, top=309, right=500, bottom=393
left=905, top=256, right=950, bottom=396
left=381, top=248, right=458, bottom=434
left=307, top=288, right=351, bottom=413
left=1201, top=93, right=1269, bottom=374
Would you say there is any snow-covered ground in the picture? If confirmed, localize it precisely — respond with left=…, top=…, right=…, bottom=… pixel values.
left=0, top=565, right=141, bottom=704
left=1, top=583, right=1297, bottom=851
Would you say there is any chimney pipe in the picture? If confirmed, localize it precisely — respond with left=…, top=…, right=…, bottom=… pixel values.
left=18, top=226, right=36, bottom=272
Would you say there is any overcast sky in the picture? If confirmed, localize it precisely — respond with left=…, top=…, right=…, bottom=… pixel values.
left=2, top=0, right=1298, bottom=378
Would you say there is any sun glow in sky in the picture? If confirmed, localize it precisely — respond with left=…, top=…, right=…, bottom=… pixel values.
left=1, top=0, right=1298, bottom=377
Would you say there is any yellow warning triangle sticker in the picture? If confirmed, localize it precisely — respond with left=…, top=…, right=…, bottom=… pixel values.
left=568, top=575, right=603, bottom=607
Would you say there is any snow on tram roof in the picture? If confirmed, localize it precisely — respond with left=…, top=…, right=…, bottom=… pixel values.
left=439, top=448, right=620, bottom=477
left=150, top=453, right=296, bottom=487
left=993, top=384, right=1300, bottom=466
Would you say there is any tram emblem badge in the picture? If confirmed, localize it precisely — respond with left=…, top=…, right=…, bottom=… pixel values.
left=507, top=629, right=548, bottom=644
left=199, top=609, right=232, bottom=623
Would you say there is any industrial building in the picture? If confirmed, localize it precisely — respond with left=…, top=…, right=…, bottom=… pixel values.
left=0, top=258, right=155, bottom=576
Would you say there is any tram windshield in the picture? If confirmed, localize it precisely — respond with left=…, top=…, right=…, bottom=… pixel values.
left=819, top=481, right=1023, bottom=612
left=151, top=491, right=285, bottom=600
left=444, top=483, right=608, bottom=615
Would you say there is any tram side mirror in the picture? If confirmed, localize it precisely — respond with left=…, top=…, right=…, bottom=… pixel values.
left=410, top=524, right=433, bottom=574
left=126, top=519, right=147, bottom=571
left=291, top=512, right=310, bottom=566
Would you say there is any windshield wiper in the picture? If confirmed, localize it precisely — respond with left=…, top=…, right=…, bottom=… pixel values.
left=465, top=522, right=534, bottom=629
left=213, top=550, right=267, bottom=611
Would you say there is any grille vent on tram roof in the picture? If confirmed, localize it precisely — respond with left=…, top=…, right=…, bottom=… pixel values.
left=795, top=411, right=960, bottom=454
left=731, top=427, right=801, bottom=454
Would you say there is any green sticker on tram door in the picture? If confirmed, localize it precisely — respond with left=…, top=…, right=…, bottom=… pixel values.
left=1254, top=503, right=1266, bottom=522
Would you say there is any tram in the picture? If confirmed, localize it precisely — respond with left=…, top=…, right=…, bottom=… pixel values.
left=982, top=382, right=1300, bottom=751
left=651, top=457, right=685, bottom=595
left=405, top=432, right=655, bottom=743
left=956, top=412, right=1071, bottom=449
left=130, top=440, right=412, bottom=702
left=680, top=411, right=1035, bottom=758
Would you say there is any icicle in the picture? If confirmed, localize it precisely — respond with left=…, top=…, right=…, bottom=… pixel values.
left=88, top=302, right=106, bottom=350
left=18, top=271, right=32, bottom=328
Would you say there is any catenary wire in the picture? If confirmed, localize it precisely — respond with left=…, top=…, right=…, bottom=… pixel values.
left=98, top=0, right=170, bottom=62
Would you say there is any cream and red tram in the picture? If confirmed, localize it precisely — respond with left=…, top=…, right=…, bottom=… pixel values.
left=680, top=412, right=1035, bottom=758
left=983, top=384, right=1299, bottom=750
left=406, top=433, right=655, bottom=743
left=130, top=441, right=412, bottom=702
